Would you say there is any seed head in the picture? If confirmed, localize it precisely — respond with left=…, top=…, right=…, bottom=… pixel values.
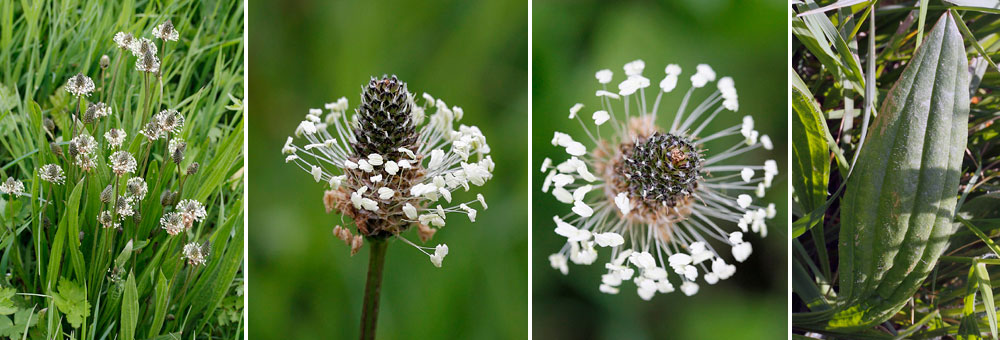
left=43, top=118, right=55, bottom=133
left=85, top=102, right=112, bottom=122
left=186, top=162, right=199, bottom=175
left=39, top=164, right=65, bottom=185
left=160, top=190, right=177, bottom=207
left=49, top=142, right=63, bottom=157
left=68, top=142, right=79, bottom=158
left=100, top=55, right=110, bottom=69
left=101, top=184, right=114, bottom=203
left=168, top=138, right=186, bottom=164
left=543, top=60, right=777, bottom=300
left=136, top=49, right=160, bottom=73
left=284, top=75, right=493, bottom=267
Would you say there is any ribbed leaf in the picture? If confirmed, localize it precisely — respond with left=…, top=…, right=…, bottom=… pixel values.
left=120, top=271, right=137, bottom=340
left=791, top=71, right=832, bottom=237
left=825, top=13, right=971, bottom=330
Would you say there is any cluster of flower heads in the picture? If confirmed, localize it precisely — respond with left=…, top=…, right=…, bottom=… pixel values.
left=113, top=19, right=176, bottom=74
left=0, top=21, right=215, bottom=269
left=543, top=60, right=778, bottom=300
left=141, top=109, right=185, bottom=141
left=160, top=199, right=208, bottom=235
left=283, top=75, right=493, bottom=267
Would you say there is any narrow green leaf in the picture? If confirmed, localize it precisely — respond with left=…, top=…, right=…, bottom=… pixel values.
left=147, top=270, right=168, bottom=339
left=976, top=263, right=998, bottom=340
left=120, top=271, right=137, bottom=340
left=959, top=266, right=983, bottom=339
left=797, top=0, right=869, bottom=16
left=791, top=70, right=832, bottom=220
left=944, top=0, right=1000, bottom=10
left=64, top=178, right=85, bottom=282
left=959, top=218, right=1000, bottom=259
left=950, top=9, right=1000, bottom=73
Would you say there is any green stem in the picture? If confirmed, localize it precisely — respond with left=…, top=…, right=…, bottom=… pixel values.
left=359, top=238, right=388, bottom=340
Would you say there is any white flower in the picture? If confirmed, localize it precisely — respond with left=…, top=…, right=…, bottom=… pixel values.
left=105, top=129, right=127, bottom=148
left=594, top=232, right=624, bottom=247
left=109, top=151, right=137, bottom=176
left=761, top=135, right=773, bottom=150
left=592, top=110, right=610, bottom=125
left=282, top=76, right=493, bottom=263
left=114, top=32, right=135, bottom=50
left=71, top=134, right=98, bottom=156
left=176, top=199, right=208, bottom=226
left=550, top=253, right=569, bottom=275
left=39, top=164, right=65, bottom=184
left=544, top=60, right=778, bottom=299
left=125, top=177, right=148, bottom=202
left=624, top=59, right=645, bottom=76
left=595, top=69, right=614, bottom=84
left=1, top=177, right=25, bottom=195
left=161, top=212, right=186, bottom=235
left=569, top=103, right=584, bottom=119
left=183, top=242, right=209, bottom=266
left=429, top=244, right=449, bottom=267
left=154, top=109, right=185, bottom=135
left=740, top=168, right=754, bottom=183
left=152, top=20, right=179, bottom=41
left=65, top=73, right=95, bottom=97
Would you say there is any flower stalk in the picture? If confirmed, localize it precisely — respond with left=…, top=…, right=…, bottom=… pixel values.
left=359, top=237, right=388, bottom=340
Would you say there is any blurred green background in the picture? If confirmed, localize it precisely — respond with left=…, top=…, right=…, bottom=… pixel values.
left=248, top=0, right=527, bottom=339
left=532, top=0, right=787, bottom=339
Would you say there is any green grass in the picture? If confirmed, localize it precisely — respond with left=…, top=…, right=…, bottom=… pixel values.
left=0, top=1, right=243, bottom=339
left=792, top=0, right=1000, bottom=338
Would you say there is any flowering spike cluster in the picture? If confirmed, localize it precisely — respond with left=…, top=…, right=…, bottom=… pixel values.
left=182, top=241, right=210, bottom=266
left=39, top=164, right=65, bottom=185
left=83, top=102, right=112, bottom=124
left=283, top=75, right=493, bottom=267
left=65, top=73, right=95, bottom=97
left=543, top=60, right=778, bottom=300
left=0, top=178, right=24, bottom=196
left=152, top=20, right=179, bottom=41
left=109, top=151, right=137, bottom=176
left=117, top=21, right=178, bottom=74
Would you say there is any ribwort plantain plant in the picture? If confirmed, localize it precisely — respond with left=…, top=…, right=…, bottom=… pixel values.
left=0, top=1, right=243, bottom=339
left=282, top=75, right=494, bottom=339
left=792, top=1, right=1000, bottom=338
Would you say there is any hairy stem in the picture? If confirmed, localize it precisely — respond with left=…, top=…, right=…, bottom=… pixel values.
left=359, top=238, right=388, bottom=340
